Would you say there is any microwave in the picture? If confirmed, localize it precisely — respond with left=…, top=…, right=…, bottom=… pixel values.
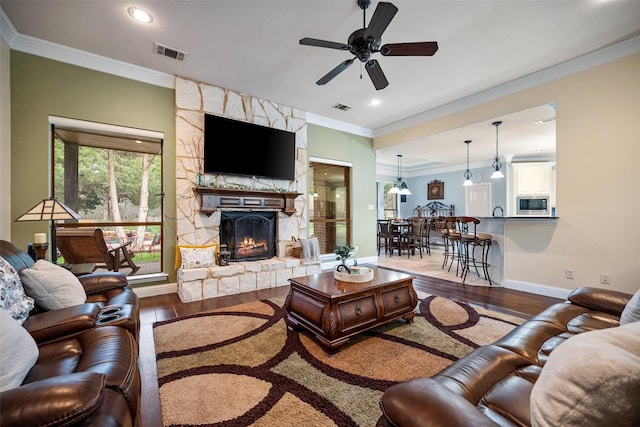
left=516, top=196, right=549, bottom=215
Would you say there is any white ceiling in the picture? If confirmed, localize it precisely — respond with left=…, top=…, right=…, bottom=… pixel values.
left=2, top=0, right=639, bottom=174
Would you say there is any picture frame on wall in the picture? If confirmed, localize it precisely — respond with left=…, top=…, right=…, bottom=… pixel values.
left=428, top=180, right=444, bottom=200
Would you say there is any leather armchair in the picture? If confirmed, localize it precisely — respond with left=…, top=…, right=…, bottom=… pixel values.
left=0, top=307, right=140, bottom=427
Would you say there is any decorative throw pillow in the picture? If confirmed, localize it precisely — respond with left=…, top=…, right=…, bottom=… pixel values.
left=620, top=288, right=640, bottom=325
left=0, top=308, right=39, bottom=392
left=19, top=260, right=87, bottom=310
left=530, top=322, right=640, bottom=427
left=175, top=244, right=218, bottom=269
left=0, top=256, right=34, bottom=324
left=179, top=246, right=217, bottom=269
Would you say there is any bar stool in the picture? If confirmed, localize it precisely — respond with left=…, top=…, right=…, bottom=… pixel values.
left=458, top=216, right=493, bottom=285
left=442, top=216, right=462, bottom=273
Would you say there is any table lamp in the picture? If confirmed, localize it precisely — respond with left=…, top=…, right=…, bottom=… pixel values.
left=15, top=197, right=81, bottom=263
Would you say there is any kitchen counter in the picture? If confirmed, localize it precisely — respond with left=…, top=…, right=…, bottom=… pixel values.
left=472, top=216, right=559, bottom=286
left=477, top=216, right=558, bottom=220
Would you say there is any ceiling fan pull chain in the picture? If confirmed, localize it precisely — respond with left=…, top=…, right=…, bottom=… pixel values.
left=360, top=62, right=363, bottom=80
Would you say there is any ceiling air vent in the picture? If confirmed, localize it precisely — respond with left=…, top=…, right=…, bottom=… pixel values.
left=332, top=103, right=352, bottom=111
left=155, top=43, right=186, bottom=61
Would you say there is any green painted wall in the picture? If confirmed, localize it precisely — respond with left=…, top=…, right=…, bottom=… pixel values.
left=307, top=124, right=377, bottom=258
left=10, top=51, right=176, bottom=283
left=8, top=52, right=380, bottom=285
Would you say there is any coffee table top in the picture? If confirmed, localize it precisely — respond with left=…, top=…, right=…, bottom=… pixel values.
left=288, top=267, right=414, bottom=298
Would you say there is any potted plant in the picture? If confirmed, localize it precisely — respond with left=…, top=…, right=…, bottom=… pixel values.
left=334, top=245, right=354, bottom=273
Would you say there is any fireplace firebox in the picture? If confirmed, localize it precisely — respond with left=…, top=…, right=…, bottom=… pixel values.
left=220, top=212, right=277, bottom=262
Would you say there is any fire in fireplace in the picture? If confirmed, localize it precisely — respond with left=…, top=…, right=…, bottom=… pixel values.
left=220, top=211, right=276, bottom=262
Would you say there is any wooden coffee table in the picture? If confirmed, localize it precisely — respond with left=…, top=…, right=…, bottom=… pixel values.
left=285, top=267, right=418, bottom=354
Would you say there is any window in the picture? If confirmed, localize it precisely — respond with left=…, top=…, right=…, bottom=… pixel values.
left=51, top=117, right=164, bottom=276
left=383, top=181, right=397, bottom=219
left=308, top=160, right=351, bottom=255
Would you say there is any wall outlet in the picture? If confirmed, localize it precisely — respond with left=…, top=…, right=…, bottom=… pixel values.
left=565, top=268, right=575, bottom=279
left=353, top=246, right=359, bottom=252
left=600, top=273, right=611, bottom=285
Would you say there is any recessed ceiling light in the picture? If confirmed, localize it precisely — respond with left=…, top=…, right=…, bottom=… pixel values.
left=128, top=7, right=153, bottom=24
left=369, top=99, right=381, bottom=106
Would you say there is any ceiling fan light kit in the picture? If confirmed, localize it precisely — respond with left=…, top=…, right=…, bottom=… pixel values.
left=491, top=120, right=505, bottom=179
left=300, top=0, right=438, bottom=90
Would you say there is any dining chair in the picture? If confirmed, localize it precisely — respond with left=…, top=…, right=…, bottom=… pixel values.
left=377, top=219, right=394, bottom=256
left=400, top=218, right=425, bottom=258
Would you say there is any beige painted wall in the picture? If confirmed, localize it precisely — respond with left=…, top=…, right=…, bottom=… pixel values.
left=375, top=53, right=640, bottom=294
left=9, top=52, right=176, bottom=283
left=307, top=124, right=377, bottom=257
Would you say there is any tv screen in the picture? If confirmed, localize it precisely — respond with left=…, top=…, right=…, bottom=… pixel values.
left=203, top=114, right=296, bottom=181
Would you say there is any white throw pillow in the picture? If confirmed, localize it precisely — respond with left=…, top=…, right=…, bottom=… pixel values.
left=0, top=308, right=39, bottom=392
left=530, top=322, right=640, bottom=427
left=0, top=256, right=34, bottom=324
left=620, top=288, right=640, bottom=325
left=179, top=246, right=216, bottom=269
left=19, top=260, right=86, bottom=310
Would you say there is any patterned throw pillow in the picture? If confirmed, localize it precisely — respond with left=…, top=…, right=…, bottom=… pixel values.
left=0, top=256, right=34, bottom=324
left=179, top=246, right=216, bottom=269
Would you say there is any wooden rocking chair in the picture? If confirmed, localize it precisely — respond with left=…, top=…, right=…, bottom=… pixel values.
left=56, top=228, right=140, bottom=275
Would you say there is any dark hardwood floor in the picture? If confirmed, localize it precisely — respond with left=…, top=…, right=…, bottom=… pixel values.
left=137, top=266, right=562, bottom=427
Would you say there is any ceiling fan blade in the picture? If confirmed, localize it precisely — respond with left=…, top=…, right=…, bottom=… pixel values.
left=316, top=58, right=356, bottom=85
left=365, top=59, right=389, bottom=90
left=300, top=38, right=350, bottom=51
left=363, top=2, right=398, bottom=41
left=380, top=41, right=439, bottom=56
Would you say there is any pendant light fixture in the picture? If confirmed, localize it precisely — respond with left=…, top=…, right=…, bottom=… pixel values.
left=491, top=120, right=504, bottom=179
left=388, top=154, right=411, bottom=195
left=463, top=140, right=473, bottom=186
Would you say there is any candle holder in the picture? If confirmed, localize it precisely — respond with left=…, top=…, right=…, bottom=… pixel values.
left=33, top=243, right=49, bottom=260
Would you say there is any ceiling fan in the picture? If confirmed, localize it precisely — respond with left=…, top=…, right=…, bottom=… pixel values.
left=299, top=0, right=438, bottom=90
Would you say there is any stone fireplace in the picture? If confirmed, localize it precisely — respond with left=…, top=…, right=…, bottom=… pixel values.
left=174, top=77, right=320, bottom=302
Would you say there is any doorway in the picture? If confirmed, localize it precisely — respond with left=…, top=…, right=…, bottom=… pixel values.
left=465, top=183, right=492, bottom=216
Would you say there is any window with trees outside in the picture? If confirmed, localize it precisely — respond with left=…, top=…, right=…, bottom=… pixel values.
left=51, top=118, right=164, bottom=276
left=383, top=181, right=398, bottom=219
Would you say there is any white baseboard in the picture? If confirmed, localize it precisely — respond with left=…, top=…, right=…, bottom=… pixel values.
left=502, top=280, right=571, bottom=300
left=133, top=282, right=177, bottom=298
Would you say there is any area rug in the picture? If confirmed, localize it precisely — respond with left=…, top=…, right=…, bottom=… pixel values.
left=153, top=294, right=524, bottom=427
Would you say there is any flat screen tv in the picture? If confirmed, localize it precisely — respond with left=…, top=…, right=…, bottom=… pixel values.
left=203, top=114, right=296, bottom=181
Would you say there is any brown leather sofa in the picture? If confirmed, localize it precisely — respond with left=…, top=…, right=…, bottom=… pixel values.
left=1, top=239, right=140, bottom=340
left=0, top=240, right=141, bottom=427
left=376, top=286, right=634, bottom=427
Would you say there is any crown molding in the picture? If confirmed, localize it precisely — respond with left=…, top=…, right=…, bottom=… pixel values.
left=1, top=7, right=174, bottom=89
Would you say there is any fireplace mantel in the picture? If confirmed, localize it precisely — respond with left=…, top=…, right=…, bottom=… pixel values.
left=194, top=187, right=301, bottom=216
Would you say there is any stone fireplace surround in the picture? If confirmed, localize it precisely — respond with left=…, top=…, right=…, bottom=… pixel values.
left=175, top=77, right=320, bottom=302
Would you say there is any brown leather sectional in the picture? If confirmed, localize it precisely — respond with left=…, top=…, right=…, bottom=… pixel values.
left=0, top=240, right=141, bottom=427
left=376, top=286, right=633, bottom=427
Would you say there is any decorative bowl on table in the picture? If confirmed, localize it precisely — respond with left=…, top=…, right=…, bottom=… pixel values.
left=333, top=266, right=374, bottom=283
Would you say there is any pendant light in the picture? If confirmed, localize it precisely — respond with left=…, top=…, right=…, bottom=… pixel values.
left=463, top=140, right=473, bottom=186
left=490, top=120, right=504, bottom=179
left=388, top=154, right=411, bottom=195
